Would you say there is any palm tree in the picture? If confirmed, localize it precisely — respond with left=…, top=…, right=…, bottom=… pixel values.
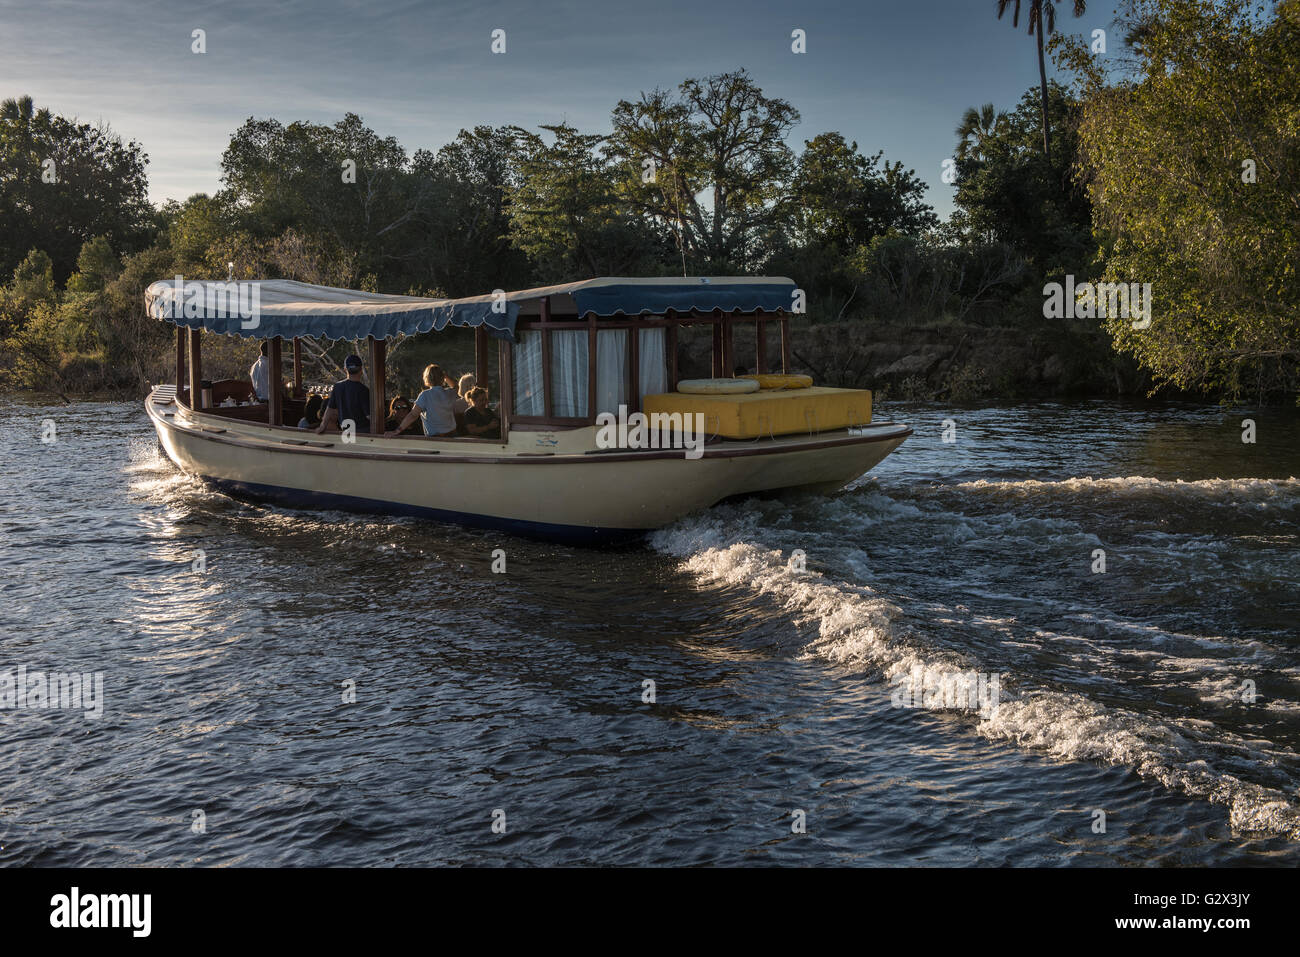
left=996, top=0, right=1086, bottom=166
left=955, top=103, right=1007, bottom=161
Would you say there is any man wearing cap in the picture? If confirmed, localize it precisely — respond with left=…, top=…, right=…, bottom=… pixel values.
left=317, top=354, right=371, bottom=436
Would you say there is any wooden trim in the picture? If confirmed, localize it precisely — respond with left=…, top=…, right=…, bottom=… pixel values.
left=154, top=403, right=911, bottom=466
left=369, top=336, right=386, bottom=434
left=507, top=415, right=591, bottom=428
left=268, top=336, right=282, bottom=426
left=292, top=337, right=303, bottom=392
left=188, top=327, right=203, bottom=409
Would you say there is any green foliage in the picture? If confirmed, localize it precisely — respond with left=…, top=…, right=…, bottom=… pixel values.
left=0, top=95, right=152, bottom=283
left=1063, top=0, right=1300, bottom=401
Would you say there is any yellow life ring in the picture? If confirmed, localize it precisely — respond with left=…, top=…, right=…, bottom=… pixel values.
left=740, top=374, right=813, bottom=390
left=675, top=378, right=761, bottom=395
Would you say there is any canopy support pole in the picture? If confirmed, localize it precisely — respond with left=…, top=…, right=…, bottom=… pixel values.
left=268, top=337, right=282, bottom=426
left=292, top=338, right=303, bottom=393
left=175, top=326, right=186, bottom=400
left=666, top=321, right=678, bottom=391
left=369, top=336, right=386, bottom=434
left=721, top=310, right=735, bottom=377
left=755, top=316, right=768, bottom=374
left=475, top=326, right=489, bottom=399
left=780, top=316, right=791, bottom=373
left=188, top=327, right=203, bottom=410
left=711, top=320, right=723, bottom=378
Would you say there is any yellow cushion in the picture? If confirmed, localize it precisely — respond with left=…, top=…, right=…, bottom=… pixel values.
left=675, top=377, right=760, bottom=394
left=739, top=373, right=813, bottom=390
left=644, top=387, right=872, bottom=439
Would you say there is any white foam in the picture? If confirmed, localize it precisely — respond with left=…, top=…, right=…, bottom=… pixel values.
left=651, top=515, right=1300, bottom=841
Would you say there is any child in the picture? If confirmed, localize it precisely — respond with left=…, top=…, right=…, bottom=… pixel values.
left=462, top=386, right=500, bottom=438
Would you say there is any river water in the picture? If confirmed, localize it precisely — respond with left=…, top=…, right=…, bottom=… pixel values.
left=0, top=398, right=1297, bottom=865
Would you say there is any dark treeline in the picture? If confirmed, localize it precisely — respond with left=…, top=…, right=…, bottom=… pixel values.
left=1, top=0, right=1296, bottom=404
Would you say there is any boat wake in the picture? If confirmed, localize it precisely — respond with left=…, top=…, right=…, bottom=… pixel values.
left=651, top=475, right=1300, bottom=841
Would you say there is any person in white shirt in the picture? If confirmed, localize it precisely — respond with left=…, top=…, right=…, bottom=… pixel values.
left=249, top=342, right=271, bottom=402
left=388, top=364, right=458, bottom=437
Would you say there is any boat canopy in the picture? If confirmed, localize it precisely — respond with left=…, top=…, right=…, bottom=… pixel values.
left=145, top=276, right=798, bottom=342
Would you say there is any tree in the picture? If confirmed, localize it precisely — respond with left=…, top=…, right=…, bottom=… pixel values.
left=996, top=0, right=1087, bottom=166
left=1062, top=0, right=1300, bottom=402
left=951, top=83, right=1092, bottom=273
left=0, top=96, right=152, bottom=282
left=608, top=70, right=800, bottom=272
left=955, top=104, right=1009, bottom=161
left=507, top=123, right=668, bottom=279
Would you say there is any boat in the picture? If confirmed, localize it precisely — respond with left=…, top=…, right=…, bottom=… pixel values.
left=143, top=276, right=911, bottom=544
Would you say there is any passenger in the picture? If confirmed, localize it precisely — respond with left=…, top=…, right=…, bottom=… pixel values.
left=462, top=386, right=500, bottom=439
left=387, top=363, right=457, bottom=438
left=386, top=395, right=417, bottom=434
left=453, top=373, right=476, bottom=414
left=250, top=342, right=272, bottom=402
left=317, top=354, right=371, bottom=435
left=297, top=393, right=324, bottom=429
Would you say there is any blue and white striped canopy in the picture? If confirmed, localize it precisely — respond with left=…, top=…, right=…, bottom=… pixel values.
left=145, top=276, right=798, bottom=341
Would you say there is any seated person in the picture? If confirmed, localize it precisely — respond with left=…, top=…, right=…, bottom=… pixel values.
left=387, top=363, right=457, bottom=438
left=462, top=386, right=500, bottom=439
left=317, top=354, right=371, bottom=435
left=453, top=373, right=476, bottom=415
left=386, top=395, right=419, bottom=434
left=297, top=394, right=324, bottom=429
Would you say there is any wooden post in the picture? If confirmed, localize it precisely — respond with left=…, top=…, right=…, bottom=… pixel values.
left=175, top=326, right=187, bottom=399
left=292, top=337, right=303, bottom=393
left=499, top=338, right=511, bottom=438
left=629, top=321, right=640, bottom=413
left=188, top=327, right=203, bottom=409
left=666, top=321, right=678, bottom=392
left=540, top=297, right=553, bottom=419
left=780, top=317, right=792, bottom=373
left=755, top=317, right=768, bottom=374
left=586, top=313, right=597, bottom=422
left=721, top=311, right=735, bottom=376
left=711, top=319, right=723, bottom=378
left=475, top=325, right=489, bottom=397
left=268, top=337, right=283, bottom=426
left=369, top=336, right=386, bottom=434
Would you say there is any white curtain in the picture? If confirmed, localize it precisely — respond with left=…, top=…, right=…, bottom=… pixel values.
left=596, top=329, right=629, bottom=414
left=549, top=330, right=589, bottom=418
left=513, top=330, right=544, bottom=416
left=638, top=327, right=667, bottom=399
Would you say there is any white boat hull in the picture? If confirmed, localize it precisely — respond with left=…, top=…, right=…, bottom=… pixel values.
left=146, top=386, right=910, bottom=544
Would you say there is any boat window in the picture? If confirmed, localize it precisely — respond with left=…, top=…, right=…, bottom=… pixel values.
left=513, top=329, right=545, bottom=417
left=596, top=329, right=629, bottom=414
left=638, top=327, right=668, bottom=399
left=549, top=330, right=589, bottom=417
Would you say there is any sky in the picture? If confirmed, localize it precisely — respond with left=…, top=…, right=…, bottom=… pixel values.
left=0, top=0, right=1120, bottom=222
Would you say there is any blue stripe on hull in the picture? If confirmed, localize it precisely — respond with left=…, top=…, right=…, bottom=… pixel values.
left=200, top=476, right=647, bottom=547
